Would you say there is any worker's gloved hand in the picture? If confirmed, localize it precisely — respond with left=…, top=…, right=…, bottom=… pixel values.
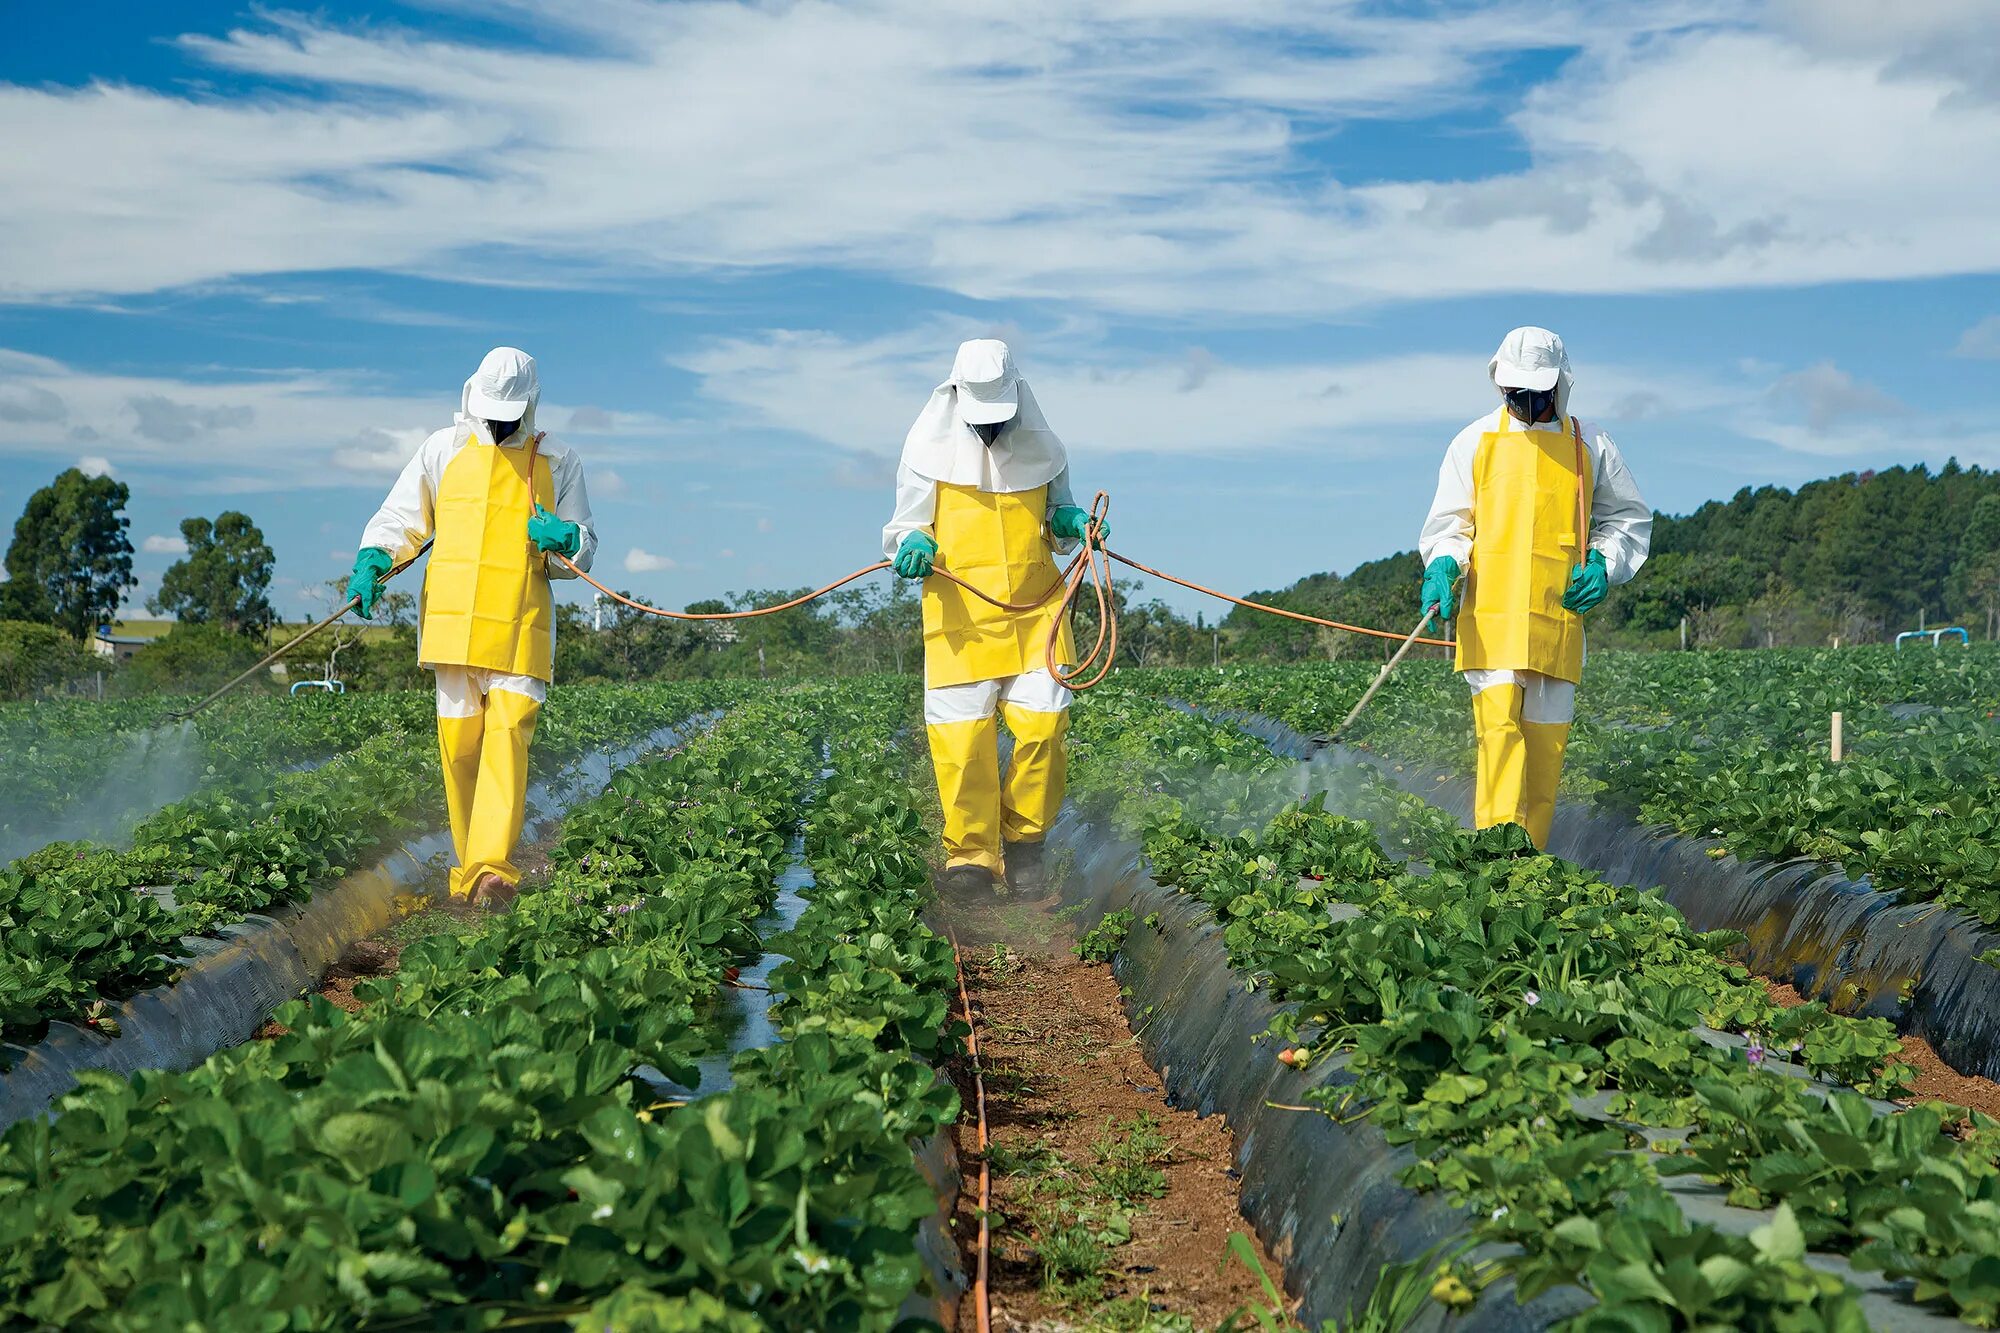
left=528, top=505, right=581, bottom=557
left=1562, top=549, right=1609, bottom=615
left=346, top=547, right=393, bottom=620
left=894, top=531, right=938, bottom=579
left=1050, top=505, right=1110, bottom=546
left=1420, top=555, right=1460, bottom=622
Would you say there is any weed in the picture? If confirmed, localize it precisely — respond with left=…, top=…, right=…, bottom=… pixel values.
left=1092, top=1113, right=1172, bottom=1205
left=1077, top=908, right=1135, bottom=962
left=1215, top=1233, right=1306, bottom=1332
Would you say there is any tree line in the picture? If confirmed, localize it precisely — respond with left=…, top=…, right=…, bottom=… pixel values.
left=1211, top=460, right=2000, bottom=660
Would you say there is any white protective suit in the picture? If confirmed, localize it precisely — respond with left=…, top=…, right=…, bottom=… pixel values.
left=885, top=339, right=1084, bottom=879
left=1419, top=328, right=1650, bottom=725
left=361, top=348, right=598, bottom=710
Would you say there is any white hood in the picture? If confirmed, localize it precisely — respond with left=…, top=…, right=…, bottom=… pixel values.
left=897, top=339, right=1066, bottom=493
left=1489, top=326, right=1574, bottom=418
left=457, top=346, right=540, bottom=445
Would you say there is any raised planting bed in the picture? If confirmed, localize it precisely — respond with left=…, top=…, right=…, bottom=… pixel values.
left=0, top=681, right=965, bottom=1332
left=1057, top=687, right=2000, bottom=1329
left=0, top=711, right=719, bottom=1133
left=1219, top=704, right=2000, bottom=1084
left=0, top=680, right=747, bottom=1060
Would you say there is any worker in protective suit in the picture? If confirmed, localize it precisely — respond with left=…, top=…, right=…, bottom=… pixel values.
left=1418, top=327, right=1650, bottom=849
left=346, top=347, right=596, bottom=911
left=884, top=339, right=1107, bottom=894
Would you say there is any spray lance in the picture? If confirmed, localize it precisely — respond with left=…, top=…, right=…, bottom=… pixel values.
left=1311, top=572, right=1461, bottom=749
left=169, top=541, right=432, bottom=722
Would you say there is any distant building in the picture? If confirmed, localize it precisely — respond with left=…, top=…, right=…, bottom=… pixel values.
left=91, top=630, right=148, bottom=664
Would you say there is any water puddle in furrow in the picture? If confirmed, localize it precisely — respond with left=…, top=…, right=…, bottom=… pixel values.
left=638, top=759, right=829, bottom=1100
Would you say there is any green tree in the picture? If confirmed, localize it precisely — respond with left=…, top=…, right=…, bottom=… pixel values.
left=1956, top=494, right=2000, bottom=640
left=5, top=468, right=137, bottom=642
left=148, top=511, right=276, bottom=638
left=0, top=580, right=53, bottom=624
left=0, top=621, right=98, bottom=699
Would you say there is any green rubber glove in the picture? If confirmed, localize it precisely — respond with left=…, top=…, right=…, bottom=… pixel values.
left=1420, top=555, right=1460, bottom=622
left=346, top=547, right=393, bottom=620
left=1562, top=548, right=1609, bottom=615
left=894, top=531, right=937, bottom=579
left=528, top=504, right=581, bottom=556
left=1050, top=505, right=1110, bottom=546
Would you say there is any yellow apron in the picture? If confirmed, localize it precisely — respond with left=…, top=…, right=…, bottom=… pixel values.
left=1455, top=410, right=1593, bottom=685
left=420, top=435, right=556, bottom=682
left=921, top=482, right=1076, bottom=689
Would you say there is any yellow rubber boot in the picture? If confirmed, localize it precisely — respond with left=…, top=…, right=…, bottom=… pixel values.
left=927, top=716, right=1003, bottom=872
left=1520, top=719, right=1571, bottom=850
left=459, top=687, right=541, bottom=890
left=437, top=710, right=485, bottom=899
left=1470, top=683, right=1530, bottom=836
left=999, top=702, right=1069, bottom=845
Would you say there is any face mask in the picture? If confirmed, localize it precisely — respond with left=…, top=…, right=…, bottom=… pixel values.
left=972, top=421, right=1006, bottom=447
left=1503, top=386, right=1556, bottom=423
left=483, top=417, right=523, bottom=445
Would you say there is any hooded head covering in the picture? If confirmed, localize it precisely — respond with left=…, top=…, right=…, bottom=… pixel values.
left=1489, top=326, right=1573, bottom=418
left=898, top=339, right=1066, bottom=493
left=458, top=346, right=540, bottom=444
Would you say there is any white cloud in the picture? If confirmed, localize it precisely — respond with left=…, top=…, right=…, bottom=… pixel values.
left=591, top=467, right=627, bottom=498
left=623, top=547, right=675, bottom=573
left=1765, top=362, right=1902, bottom=433
left=77, top=455, right=114, bottom=477
left=1729, top=357, right=2000, bottom=462
left=142, top=533, right=189, bottom=555
left=675, top=320, right=1694, bottom=461
left=0, top=348, right=443, bottom=486
left=6, top=5, right=1999, bottom=314
left=1955, top=316, right=2000, bottom=360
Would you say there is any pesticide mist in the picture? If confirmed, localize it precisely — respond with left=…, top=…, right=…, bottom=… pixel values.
left=0, top=720, right=208, bottom=864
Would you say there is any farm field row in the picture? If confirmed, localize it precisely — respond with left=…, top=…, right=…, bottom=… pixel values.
left=1122, top=645, right=2000, bottom=925
left=0, top=680, right=754, bottom=1053
left=0, top=680, right=964, bottom=1330
left=1063, top=685, right=2000, bottom=1328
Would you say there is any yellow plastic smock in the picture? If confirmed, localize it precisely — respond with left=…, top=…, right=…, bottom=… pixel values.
left=420, top=436, right=557, bottom=681
left=921, top=482, right=1075, bottom=689
left=1455, top=410, right=1593, bottom=685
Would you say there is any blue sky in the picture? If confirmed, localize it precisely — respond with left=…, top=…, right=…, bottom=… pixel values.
left=6, top=1, right=2000, bottom=622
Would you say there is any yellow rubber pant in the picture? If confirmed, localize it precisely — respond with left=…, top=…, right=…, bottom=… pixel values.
left=1469, top=675, right=1571, bottom=849
left=436, top=675, right=542, bottom=898
left=925, top=672, right=1070, bottom=873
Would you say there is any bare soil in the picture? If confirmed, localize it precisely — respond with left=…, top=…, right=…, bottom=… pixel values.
left=1760, top=978, right=2000, bottom=1120
left=940, top=898, right=1292, bottom=1332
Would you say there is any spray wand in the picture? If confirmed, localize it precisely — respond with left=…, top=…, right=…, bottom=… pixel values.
left=169, top=542, right=431, bottom=722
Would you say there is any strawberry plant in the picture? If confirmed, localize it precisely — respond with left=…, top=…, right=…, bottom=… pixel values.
left=1065, top=686, right=2000, bottom=1327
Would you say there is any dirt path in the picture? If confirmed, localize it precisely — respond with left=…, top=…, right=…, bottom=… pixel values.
left=940, top=895, right=1294, bottom=1333
left=1760, top=979, right=2000, bottom=1120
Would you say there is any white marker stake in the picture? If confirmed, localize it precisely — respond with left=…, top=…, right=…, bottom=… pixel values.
left=1831, top=711, right=1844, bottom=763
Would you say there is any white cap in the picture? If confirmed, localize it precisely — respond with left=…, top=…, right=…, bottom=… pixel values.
left=465, top=346, right=538, bottom=421
left=1489, top=326, right=1568, bottom=393
left=951, top=338, right=1020, bottom=426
